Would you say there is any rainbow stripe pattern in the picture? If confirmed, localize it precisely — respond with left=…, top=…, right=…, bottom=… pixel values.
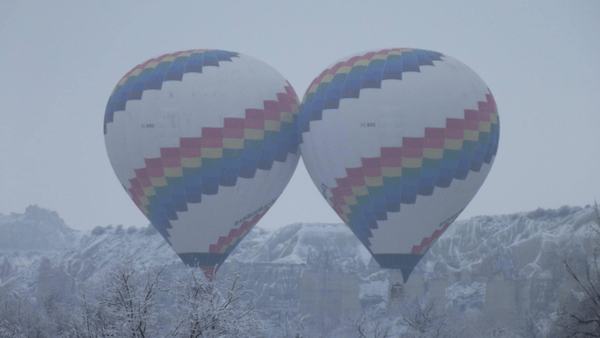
left=104, top=49, right=240, bottom=134
left=125, top=83, right=299, bottom=247
left=298, top=48, right=444, bottom=142
left=326, top=93, right=499, bottom=250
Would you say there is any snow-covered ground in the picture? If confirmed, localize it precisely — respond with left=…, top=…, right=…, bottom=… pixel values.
left=0, top=204, right=597, bottom=333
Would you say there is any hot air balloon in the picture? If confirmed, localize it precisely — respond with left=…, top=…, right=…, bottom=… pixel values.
left=298, top=48, right=499, bottom=283
left=104, top=50, right=300, bottom=279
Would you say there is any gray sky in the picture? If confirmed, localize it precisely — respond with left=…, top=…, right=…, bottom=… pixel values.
left=1, top=0, right=599, bottom=231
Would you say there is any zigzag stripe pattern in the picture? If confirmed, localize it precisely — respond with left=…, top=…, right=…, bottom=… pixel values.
left=208, top=207, right=270, bottom=255
left=126, top=84, right=299, bottom=240
left=104, top=49, right=240, bottom=134
left=410, top=210, right=461, bottom=255
left=327, top=93, right=499, bottom=248
left=298, top=48, right=444, bottom=143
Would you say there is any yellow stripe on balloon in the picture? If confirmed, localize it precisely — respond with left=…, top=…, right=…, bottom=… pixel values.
left=353, top=59, right=370, bottom=67
left=264, top=120, right=280, bottom=131
left=244, top=129, right=264, bottom=140
left=150, top=176, right=167, bottom=187
left=291, top=104, right=299, bottom=114
left=181, top=157, right=201, bottom=168
left=143, top=186, right=156, bottom=197
left=202, top=148, right=223, bottom=159
left=131, top=68, right=143, bottom=76
left=479, top=121, right=491, bottom=133
left=321, top=74, right=334, bottom=83
left=280, top=112, right=293, bottom=123
left=344, top=195, right=358, bottom=205
left=490, top=113, right=499, bottom=124
left=423, top=148, right=443, bottom=159
left=463, top=130, right=480, bottom=142
left=382, top=167, right=402, bottom=177
left=402, top=158, right=423, bottom=168
left=336, top=66, right=352, bottom=74
left=308, top=83, right=319, bottom=94
left=117, top=78, right=128, bottom=87
left=160, top=56, right=176, bottom=62
left=341, top=205, right=352, bottom=214
left=164, top=167, right=183, bottom=178
left=444, top=139, right=463, bottom=150
left=223, top=138, right=244, bottom=149
left=140, top=196, right=150, bottom=206
left=145, top=62, right=158, bottom=69
left=365, top=176, right=383, bottom=187
left=341, top=214, right=350, bottom=223
left=372, top=54, right=388, bottom=60
left=352, top=186, right=369, bottom=196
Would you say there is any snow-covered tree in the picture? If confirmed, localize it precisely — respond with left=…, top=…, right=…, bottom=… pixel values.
left=64, top=263, right=263, bottom=338
left=170, top=270, right=263, bottom=338
left=551, top=202, right=600, bottom=337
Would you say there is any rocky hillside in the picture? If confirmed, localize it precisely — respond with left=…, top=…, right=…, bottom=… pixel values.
left=0, top=204, right=597, bottom=327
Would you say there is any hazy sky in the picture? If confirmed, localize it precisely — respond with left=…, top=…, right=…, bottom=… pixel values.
left=1, top=0, right=598, bottom=231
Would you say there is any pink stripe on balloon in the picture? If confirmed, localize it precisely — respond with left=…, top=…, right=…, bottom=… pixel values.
left=147, top=167, right=164, bottom=178
left=363, top=167, right=382, bottom=177
left=381, top=158, right=402, bottom=167
left=363, top=52, right=376, bottom=60
left=145, top=158, right=162, bottom=169
left=161, top=148, right=180, bottom=158
left=135, top=168, right=149, bottom=179
left=349, top=177, right=365, bottom=186
left=346, top=167, right=363, bottom=178
left=223, top=128, right=245, bottom=138
left=201, top=127, right=223, bottom=138
left=224, top=118, right=245, bottom=129
left=403, top=148, right=423, bottom=158
left=381, top=147, right=402, bottom=158
left=464, top=109, right=480, bottom=121
left=208, top=208, right=270, bottom=254
left=446, top=129, right=464, bottom=140
left=403, top=137, right=423, bottom=148
left=245, top=119, right=264, bottom=129
left=446, top=118, right=464, bottom=129
left=201, top=138, right=223, bottom=148
left=263, top=100, right=280, bottom=114
left=138, top=176, right=152, bottom=188
left=361, top=157, right=381, bottom=168
left=340, top=186, right=353, bottom=196
left=424, top=138, right=445, bottom=148
left=264, top=110, right=280, bottom=121
left=464, top=120, right=480, bottom=131
left=478, top=101, right=493, bottom=113
left=425, top=127, right=445, bottom=138
left=180, top=148, right=201, bottom=157
left=335, top=177, right=351, bottom=188
left=161, top=157, right=181, bottom=167
left=181, top=137, right=201, bottom=148
left=245, top=109, right=264, bottom=119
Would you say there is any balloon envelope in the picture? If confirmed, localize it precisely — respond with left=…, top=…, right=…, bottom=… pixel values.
left=104, top=50, right=300, bottom=279
left=298, top=48, right=499, bottom=282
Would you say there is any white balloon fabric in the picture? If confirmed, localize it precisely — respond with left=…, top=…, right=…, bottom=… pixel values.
left=104, top=50, right=300, bottom=279
left=298, top=48, right=499, bottom=282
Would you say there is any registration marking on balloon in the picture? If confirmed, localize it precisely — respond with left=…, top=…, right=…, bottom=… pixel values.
left=299, top=48, right=444, bottom=140
left=104, top=49, right=241, bottom=135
